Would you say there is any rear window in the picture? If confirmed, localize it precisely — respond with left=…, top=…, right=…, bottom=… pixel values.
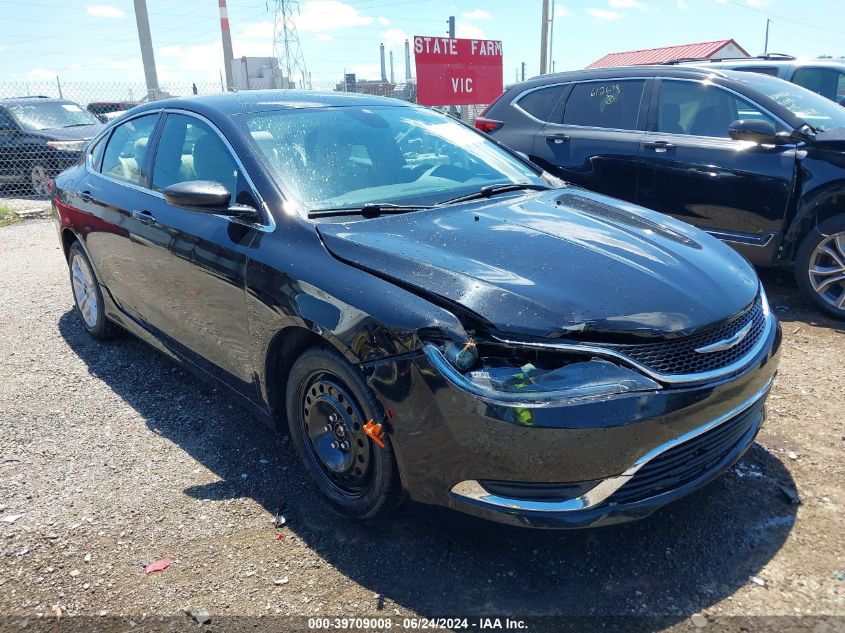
left=516, top=85, right=565, bottom=121
left=562, top=80, right=646, bottom=130
left=734, top=66, right=780, bottom=77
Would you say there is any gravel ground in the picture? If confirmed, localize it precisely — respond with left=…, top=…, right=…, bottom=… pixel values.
left=0, top=219, right=843, bottom=632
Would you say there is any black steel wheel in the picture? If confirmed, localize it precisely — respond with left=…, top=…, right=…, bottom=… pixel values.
left=286, top=347, right=401, bottom=519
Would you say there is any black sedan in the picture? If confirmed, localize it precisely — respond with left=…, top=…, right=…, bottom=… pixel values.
left=478, top=66, right=845, bottom=319
left=51, top=91, right=780, bottom=528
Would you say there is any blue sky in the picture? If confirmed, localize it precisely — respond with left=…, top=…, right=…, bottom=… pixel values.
left=1, top=0, right=844, bottom=89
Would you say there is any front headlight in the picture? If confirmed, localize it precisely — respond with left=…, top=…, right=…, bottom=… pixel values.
left=423, top=341, right=661, bottom=407
left=47, top=139, right=88, bottom=152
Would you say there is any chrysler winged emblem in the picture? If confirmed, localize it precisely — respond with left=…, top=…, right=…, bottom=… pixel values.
left=695, top=322, right=753, bottom=354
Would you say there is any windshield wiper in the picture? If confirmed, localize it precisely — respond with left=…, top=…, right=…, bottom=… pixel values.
left=308, top=203, right=432, bottom=219
left=438, top=183, right=552, bottom=206
left=62, top=123, right=93, bottom=128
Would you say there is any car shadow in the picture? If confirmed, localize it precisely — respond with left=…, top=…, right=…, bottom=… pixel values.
left=58, top=309, right=798, bottom=624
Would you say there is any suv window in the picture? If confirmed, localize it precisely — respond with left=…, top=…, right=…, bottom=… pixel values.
left=89, top=135, right=107, bottom=171
left=792, top=67, right=845, bottom=103
left=152, top=113, right=242, bottom=206
left=562, top=80, right=645, bottom=130
left=734, top=66, right=780, bottom=77
left=516, top=85, right=566, bottom=121
left=100, top=114, right=158, bottom=185
left=658, top=80, right=776, bottom=138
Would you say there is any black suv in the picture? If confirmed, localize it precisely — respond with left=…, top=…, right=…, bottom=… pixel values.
left=478, top=66, right=845, bottom=318
left=0, top=96, right=103, bottom=197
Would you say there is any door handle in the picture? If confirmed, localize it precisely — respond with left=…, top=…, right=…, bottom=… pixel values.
left=546, top=133, right=570, bottom=144
left=133, top=210, right=157, bottom=226
left=644, top=141, right=677, bottom=153
left=79, top=191, right=94, bottom=203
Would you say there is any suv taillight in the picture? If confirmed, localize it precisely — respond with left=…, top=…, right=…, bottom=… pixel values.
left=474, top=117, right=504, bottom=133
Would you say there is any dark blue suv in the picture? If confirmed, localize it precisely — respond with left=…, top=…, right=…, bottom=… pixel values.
left=478, top=66, right=845, bottom=319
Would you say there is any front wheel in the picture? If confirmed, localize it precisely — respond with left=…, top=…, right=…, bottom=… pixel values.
left=29, top=162, right=51, bottom=197
left=285, top=347, right=401, bottom=519
left=795, top=214, right=845, bottom=319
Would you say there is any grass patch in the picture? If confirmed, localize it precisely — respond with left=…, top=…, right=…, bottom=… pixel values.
left=0, top=204, right=19, bottom=227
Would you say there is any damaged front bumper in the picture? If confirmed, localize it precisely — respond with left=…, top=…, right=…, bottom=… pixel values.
left=366, top=311, right=781, bottom=529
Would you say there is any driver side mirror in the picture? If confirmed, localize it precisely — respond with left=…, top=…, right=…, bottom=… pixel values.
left=728, top=119, right=789, bottom=145
left=163, top=180, right=260, bottom=222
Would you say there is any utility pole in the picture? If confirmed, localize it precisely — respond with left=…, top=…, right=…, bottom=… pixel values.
left=521, top=61, right=526, bottom=82
left=548, top=0, right=556, bottom=74
left=540, top=0, right=549, bottom=75
left=132, top=0, right=160, bottom=100
left=764, top=18, right=771, bottom=55
left=218, top=0, right=235, bottom=90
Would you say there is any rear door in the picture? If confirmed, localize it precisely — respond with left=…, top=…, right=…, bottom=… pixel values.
left=72, top=112, right=161, bottom=316
left=530, top=78, right=652, bottom=203
left=488, top=83, right=567, bottom=156
left=132, top=110, right=261, bottom=393
left=636, top=78, right=796, bottom=264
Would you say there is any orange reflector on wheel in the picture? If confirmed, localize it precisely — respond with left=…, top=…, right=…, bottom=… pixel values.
left=363, top=419, right=386, bottom=448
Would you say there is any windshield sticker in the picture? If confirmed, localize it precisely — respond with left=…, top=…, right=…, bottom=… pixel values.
left=591, top=84, right=621, bottom=105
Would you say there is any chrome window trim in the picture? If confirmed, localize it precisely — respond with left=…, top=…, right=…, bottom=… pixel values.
left=656, top=77, right=793, bottom=135
left=490, top=287, right=773, bottom=386
left=510, top=82, right=570, bottom=124
left=85, top=108, right=276, bottom=233
left=450, top=375, right=774, bottom=513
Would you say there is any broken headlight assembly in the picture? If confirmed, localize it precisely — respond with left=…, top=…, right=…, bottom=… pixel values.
left=423, top=338, right=661, bottom=406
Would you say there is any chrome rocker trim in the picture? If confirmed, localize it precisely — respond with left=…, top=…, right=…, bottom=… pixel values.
left=491, top=288, right=773, bottom=386
left=450, top=376, right=774, bottom=513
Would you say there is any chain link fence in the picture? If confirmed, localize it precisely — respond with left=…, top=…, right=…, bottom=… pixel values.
left=0, top=79, right=484, bottom=221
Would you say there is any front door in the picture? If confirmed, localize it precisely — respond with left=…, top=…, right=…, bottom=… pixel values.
left=636, top=78, right=796, bottom=265
left=132, top=111, right=259, bottom=393
left=531, top=78, right=651, bottom=204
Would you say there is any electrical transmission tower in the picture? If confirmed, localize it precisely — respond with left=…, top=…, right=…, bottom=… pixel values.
left=273, top=0, right=310, bottom=89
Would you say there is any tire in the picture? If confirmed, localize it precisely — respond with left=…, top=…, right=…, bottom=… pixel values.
left=285, top=347, right=401, bottom=519
left=29, top=162, right=51, bottom=198
left=67, top=241, right=119, bottom=339
left=795, top=214, right=845, bottom=320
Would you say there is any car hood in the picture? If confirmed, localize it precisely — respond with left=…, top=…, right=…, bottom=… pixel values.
left=809, top=126, right=845, bottom=149
left=316, top=189, right=759, bottom=340
left=31, top=123, right=102, bottom=141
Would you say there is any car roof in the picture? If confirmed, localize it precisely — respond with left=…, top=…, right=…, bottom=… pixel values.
left=129, top=90, right=415, bottom=117
left=510, top=65, right=738, bottom=92
left=0, top=96, right=78, bottom=106
left=693, top=58, right=845, bottom=71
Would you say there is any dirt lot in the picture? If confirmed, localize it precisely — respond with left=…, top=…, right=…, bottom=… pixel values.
left=0, top=219, right=843, bottom=632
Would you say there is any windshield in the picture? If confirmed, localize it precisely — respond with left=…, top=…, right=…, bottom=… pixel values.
left=8, top=101, right=101, bottom=131
left=241, top=105, right=544, bottom=213
left=727, top=71, right=845, bottom=131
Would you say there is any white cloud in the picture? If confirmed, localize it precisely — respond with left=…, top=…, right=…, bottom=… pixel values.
left=381, top=28, right=407, bottom=48
left=378, top=16, right=390, bottom=25
left=295, top=0, right=373, bottom=33
left=456, top=23, right=486, bottom=39
left=747, top=0, right=768, bottom=6
left=587, top=8, right=623, bottom=20
left=351, top=63, right=381, bottom=79
left=315, top=33, right=334, bottom=42
left=86, top=4, right=125, bottom=18
left=240, top=21, right=274, bottom=39
left=608, top=0, right=643, bottom=8
left=555, top=6, right=572, bottom=17
left=27, top=68, right=55, bottom=80
left=677, top=0, right=689, bottom=7
left=462, top=9, right=492, bottom=20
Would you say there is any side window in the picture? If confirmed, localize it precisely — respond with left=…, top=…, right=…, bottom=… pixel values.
left=793, top=67, right=844, bottom=102
left=516, top=85, right=566, bottom=121
left=152, top=114, right=241, bottom=205
left=735, top=66, right=780, bottom=77
left=0, top=108, right=17, bottom=130
left=89, top=134, right=108, bottom=171
left=562, top=80, right=646, bottom=130
left=100, top=114, right=158, bottom=185
left=658, top=81, right=776, bottom=138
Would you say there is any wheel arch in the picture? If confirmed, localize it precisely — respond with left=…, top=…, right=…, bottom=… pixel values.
left=783, top=186, right=845, bottom=261
left=60, top=227, right=79, bottom=260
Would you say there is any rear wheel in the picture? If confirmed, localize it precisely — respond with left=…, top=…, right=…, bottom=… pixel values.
left=68, top=242, right=118, bottom=339
left=795, top=214, right=845, bottom=319
left=286, top=347, right=400, bottom=519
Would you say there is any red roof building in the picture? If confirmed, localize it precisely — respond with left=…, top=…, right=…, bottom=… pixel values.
left=586, top=39, right=749, bottom=69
